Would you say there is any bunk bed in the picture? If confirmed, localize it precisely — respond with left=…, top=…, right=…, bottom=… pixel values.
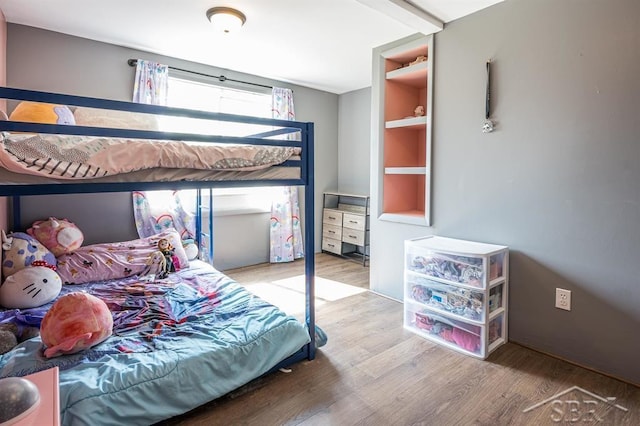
left=0, top=87, right=316, bottom=425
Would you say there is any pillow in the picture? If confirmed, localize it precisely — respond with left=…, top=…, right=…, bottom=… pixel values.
left=9, top=101, right=75, bottom=125
left=73, top=106, right=159, bottom=131
left=56, top=229, right=189, bottom=285
left=1, top=231, right=57, bottom=278
left=27, top=217, right=84, bottom=257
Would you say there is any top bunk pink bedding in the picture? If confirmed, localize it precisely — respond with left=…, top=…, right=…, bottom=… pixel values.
left=0, top=132, right=301, bottom=180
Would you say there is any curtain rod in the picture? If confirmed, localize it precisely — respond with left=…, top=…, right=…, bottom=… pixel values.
left=127, top=59, right=273, bottom=90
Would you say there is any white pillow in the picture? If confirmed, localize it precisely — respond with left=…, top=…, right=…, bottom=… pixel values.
left=73, top=106, right=159, bottom=131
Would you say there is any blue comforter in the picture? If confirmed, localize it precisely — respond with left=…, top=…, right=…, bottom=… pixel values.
left=0, top=261, right=310, bottom=425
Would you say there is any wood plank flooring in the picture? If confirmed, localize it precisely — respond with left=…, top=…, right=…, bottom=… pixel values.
left=158, top=254, right=639, bottom=426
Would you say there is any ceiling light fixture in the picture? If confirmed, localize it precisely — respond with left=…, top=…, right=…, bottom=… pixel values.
left=206, top=7, right=246, bottom=34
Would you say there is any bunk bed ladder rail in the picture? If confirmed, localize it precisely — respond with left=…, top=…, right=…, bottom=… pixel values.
left=195, top=188, right=214, bottom=265
left=267, top=121, right=315, bottom=374
left=303, top=122, right=316, bottom=361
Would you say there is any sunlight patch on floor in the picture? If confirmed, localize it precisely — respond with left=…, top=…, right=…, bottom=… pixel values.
left=245, top=275, right=367, bottom=314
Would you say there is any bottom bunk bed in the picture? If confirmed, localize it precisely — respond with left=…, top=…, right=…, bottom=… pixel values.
left=0, top=254, right=310, bottom=425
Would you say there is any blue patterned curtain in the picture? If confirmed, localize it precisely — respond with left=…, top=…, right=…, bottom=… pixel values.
left=270, top=87, right=304, bottom=263
left=132, top=191, right=196, bottom=240
left=131, top=61, right=195, bottom=243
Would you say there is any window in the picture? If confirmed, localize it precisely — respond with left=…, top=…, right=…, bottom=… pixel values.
left=164, top=76, right=274, bottom=215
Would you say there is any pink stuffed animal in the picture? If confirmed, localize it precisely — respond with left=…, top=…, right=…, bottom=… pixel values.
left=40, top=292, right=113, bottom=358
left=27, top=217, right=84, bottom=257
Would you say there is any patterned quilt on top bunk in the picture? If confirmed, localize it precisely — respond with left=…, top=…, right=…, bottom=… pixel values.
left=0, top=260, right=310, bottom=426
left=0, top=132, right=299, bottom=179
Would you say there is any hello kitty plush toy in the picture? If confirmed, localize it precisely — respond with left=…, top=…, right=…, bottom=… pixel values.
left=0, top=262, right=62, bottom=309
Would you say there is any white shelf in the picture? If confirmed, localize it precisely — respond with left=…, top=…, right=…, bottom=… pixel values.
left=385, top=116, right=427, bottom=129
left=323, top=190, right=369, bottom=199
left=374, top=34, right=433, bottom=227
left=384, top=167, right=426, bottom=175
left=379, top=212, right=427, bottom=226
left=386, top=61, right=428, bottom=88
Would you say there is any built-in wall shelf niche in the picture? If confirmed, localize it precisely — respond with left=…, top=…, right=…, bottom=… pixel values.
left=373, top=34, right=434, bottom=226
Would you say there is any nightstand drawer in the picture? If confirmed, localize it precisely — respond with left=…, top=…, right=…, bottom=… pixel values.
left=323, top=209, right=343, bottom=226
left=342, top=229, right=365, bottom=246
left=322, top=237, right=342, bottom=255
left=322, top=224, right=342, bottom=240
left=343, top=213, right=366, bottom=231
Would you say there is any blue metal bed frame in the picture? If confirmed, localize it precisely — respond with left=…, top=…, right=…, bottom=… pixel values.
left=0, top=86, right=316, bottom=366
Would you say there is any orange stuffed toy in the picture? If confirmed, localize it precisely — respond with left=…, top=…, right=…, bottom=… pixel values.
left=40, top=292, right=113, bottom=358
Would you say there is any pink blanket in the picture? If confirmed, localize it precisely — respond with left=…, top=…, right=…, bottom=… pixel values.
left=0, top=133, right=299, bottom=179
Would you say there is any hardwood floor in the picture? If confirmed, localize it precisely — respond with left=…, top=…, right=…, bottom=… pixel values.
left=159, top=254, right=639, bottom=426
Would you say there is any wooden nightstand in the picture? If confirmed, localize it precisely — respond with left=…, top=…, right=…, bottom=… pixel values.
left=322, top=191, right=370, bottom=265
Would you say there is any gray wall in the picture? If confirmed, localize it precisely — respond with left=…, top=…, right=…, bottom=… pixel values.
left=7, top=24, right=339, bottom=270
left=434, top=0, right=639, bottom=385
left=364, top=0, right=640, bottom=384
left=337, top=87, right=371, bottom=195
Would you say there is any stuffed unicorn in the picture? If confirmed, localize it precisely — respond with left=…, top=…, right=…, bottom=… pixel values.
left=2, top=230, right=57, bottom=278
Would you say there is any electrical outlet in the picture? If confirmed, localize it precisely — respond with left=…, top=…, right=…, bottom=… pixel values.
left=555, top=288, right=571, bottom=311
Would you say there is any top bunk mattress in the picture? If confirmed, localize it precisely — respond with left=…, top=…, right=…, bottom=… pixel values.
left=0, top=87, right=313, bottom=194
left=0, top=260, right=310, bottom=425
left=0, top=132, right=301, bottom=185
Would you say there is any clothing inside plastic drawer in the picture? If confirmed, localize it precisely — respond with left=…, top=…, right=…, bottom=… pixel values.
left=489, top=252, right=505, bottom=280
left=408, top=275, right=484, bottom=321
left=488, top=284, right=503, bottom=313
left=488, top=315, right=504, bottom=345
left=413, top=310, right=482, bottom=354
left=407, top=250, right=484, bottom=287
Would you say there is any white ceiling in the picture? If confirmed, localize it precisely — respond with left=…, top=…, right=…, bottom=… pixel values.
left=0, top=0, right=503, bottom=94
